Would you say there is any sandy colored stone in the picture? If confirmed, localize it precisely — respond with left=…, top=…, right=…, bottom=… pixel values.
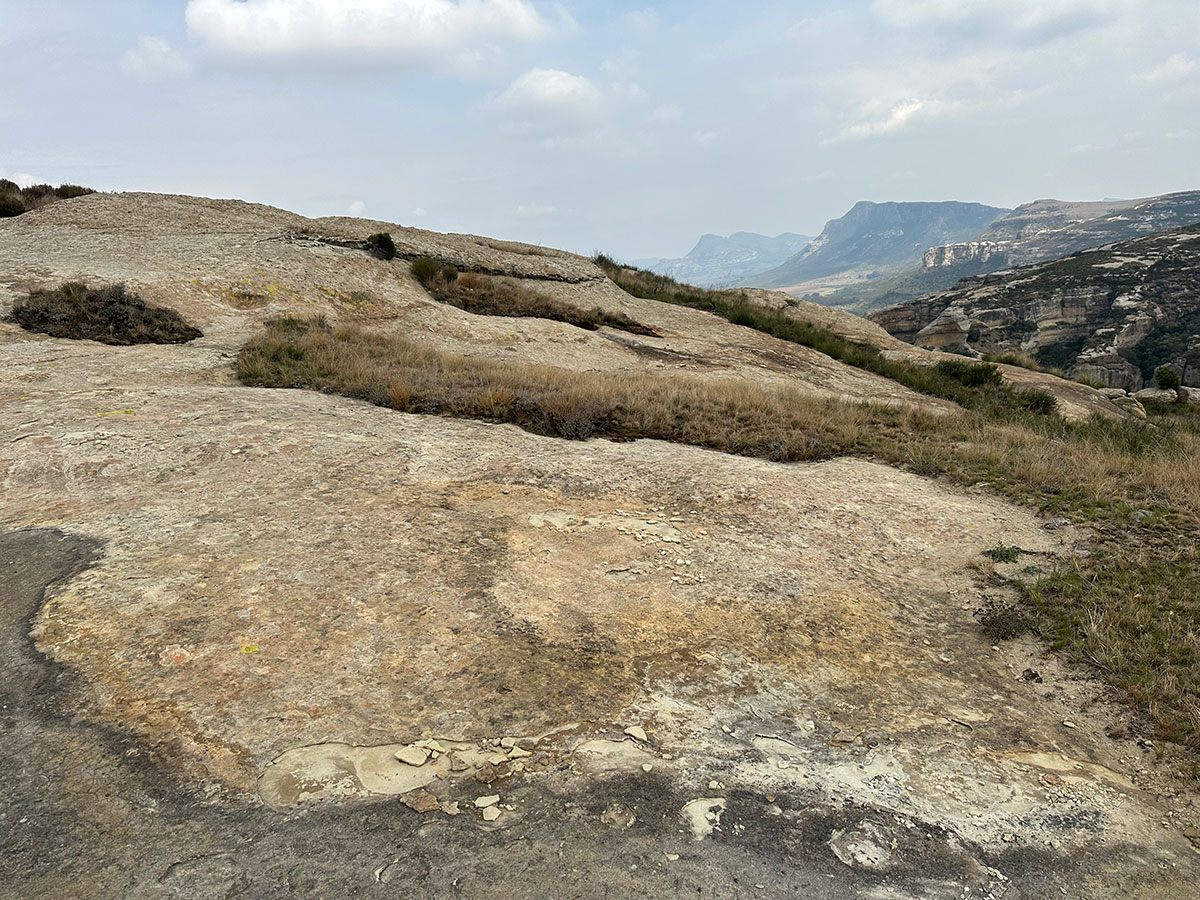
left=0, top=192, right=1196, bottom=897
left=394, top=746, right=430, bottom=767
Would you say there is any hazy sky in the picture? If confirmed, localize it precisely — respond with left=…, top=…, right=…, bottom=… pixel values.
left=3, top=1, right=1198, bottom=258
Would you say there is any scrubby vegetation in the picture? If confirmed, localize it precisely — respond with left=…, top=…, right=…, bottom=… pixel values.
left=237, top=312, right=1200, bottom=767
left=593, top=254, right=1057, bottom=418
left=411, top=256, right=658, bottom=336
left=983, top=544, right=1023, bottom=563
left=0, top=180, right=94, bottom=217
left=9, top=282, right=202, bottom=344
left=364, top=232, right=397, bottom=260
left=1156, top=365, right=1182, bottom=391
left=982, top=350, right=1062, bottom=376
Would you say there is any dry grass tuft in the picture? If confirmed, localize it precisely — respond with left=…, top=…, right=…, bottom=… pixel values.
left=412, top=258, right=658, bottom=337
left=237, top=316, right=898, bottom=458
left=10, top=282, right=203, bottom=345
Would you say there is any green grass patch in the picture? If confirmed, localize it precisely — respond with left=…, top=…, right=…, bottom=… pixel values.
left=593, top=254, right=1057, bottom=419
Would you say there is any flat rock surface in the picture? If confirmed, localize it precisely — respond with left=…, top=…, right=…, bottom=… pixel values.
left=0, top=194, right=1196, bottom=898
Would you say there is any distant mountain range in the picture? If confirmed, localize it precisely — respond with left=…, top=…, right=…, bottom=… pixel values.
left=745, top=201, right=1010, bottom=293
left=871, top=223, right=1200, bottom=391
left=819, top=191, right=1200, bottom=312
left=635, top=231, right=813, bottom=288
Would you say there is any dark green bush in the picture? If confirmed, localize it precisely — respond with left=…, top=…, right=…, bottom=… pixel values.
left=10, top=282, right=203, bottom=345
left=411, top=256, right=441, bottom=285
left=0, top=194, right=26, bottom=217
left=1155, top=366, right=1182, bottom=391
left=934, top=358, right=1003, bottom=388
left=53, top=184, right=93, bottom=199
left=365, top=232, right=397, bottom=261
left=1016, top=388, right=1059, bottom=415
left=441, top=265, right=459, bottom=283
left=0, top=181, right=94, bottom=217
left=21, top=183, right=54, bottom=201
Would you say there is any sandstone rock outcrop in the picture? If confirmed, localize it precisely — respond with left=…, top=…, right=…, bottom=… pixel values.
left=1, top=192, right=1194, bottom=899
left=872, top=224, right=1200, bottom=390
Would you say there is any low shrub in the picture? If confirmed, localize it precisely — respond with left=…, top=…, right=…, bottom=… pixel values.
left=410, top=256, right=441, bottom=284
left=0, top=181, right=94, bottom=217
left=935, top=358, right=1003, bottom=388
left=1016, top=388, right=1059, bottom=415
left=983, top=544, right=1022, bottom=563
left=0, top=194, right=25, bottom=217
left=1155, top=366, right=1182, bottom=392
left=983, top=351, right=1061, bottom=376
left=9, top=282, right=203, bottom=345
left=413, top=258, right=657, bottom=336
left=364, top=232, right=397, bottom=261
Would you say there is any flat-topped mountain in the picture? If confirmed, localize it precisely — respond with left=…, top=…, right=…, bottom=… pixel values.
left=642, top=231, right=812, bottom=288
left=872, top=223, right=1200, bottom=390
left=841, top=190, right=1200, bottom=312
left=747, top=200, right=1009, bottom=292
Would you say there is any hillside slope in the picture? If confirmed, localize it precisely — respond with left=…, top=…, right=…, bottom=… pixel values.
left=747, top=200, right=1009, bottom=292
left=871, top=223, right=1200, bottom=389
left=1, top=192, right=1197, bottom=899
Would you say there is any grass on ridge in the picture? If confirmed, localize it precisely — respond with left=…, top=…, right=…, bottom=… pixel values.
left=237, top=315, right=1200, bottom=769
left=0, top=180, right=94, bottom=217
left=411, top=256, right=658, bottom=337
left=592, top=254, right=1058, bottom=418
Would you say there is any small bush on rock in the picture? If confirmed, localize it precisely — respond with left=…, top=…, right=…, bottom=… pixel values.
left=365, top=232, right=397, bottom=260
left=10, top=282, right=203, bottom=345
left=1155, top=366, right=1182, bottom=392
left=410, top=256, right=441, bottom=285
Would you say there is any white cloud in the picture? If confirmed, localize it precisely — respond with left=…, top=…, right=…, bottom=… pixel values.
left=650, top=104, right=684, bottom=124
left=347, top=200, right=367, bottom=216
left=411, top=208, right=428, bottom=217
left=840, top=99, right=926, bottom=140
left=1138, top=54, right=1196, bottom=83
left=185, top=0, right=549, bottom=69
left=0, top=171, right=49, bottom=188
left=495, top=68, right=606, bottom=121
left=119, top=36, right=194, bottom=81
left=871, top=0, right=1129, bottom=40
left=516, top=203, right=557, bottom=217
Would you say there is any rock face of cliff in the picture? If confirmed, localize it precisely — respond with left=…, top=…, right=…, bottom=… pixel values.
left=747, top=200, right=1009, bottom=291
left=922, top=241, right=1008, bottom=268
left=842, top=191, right=1200, bottom=314
left=872, top=224, right=1200, bottom=390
